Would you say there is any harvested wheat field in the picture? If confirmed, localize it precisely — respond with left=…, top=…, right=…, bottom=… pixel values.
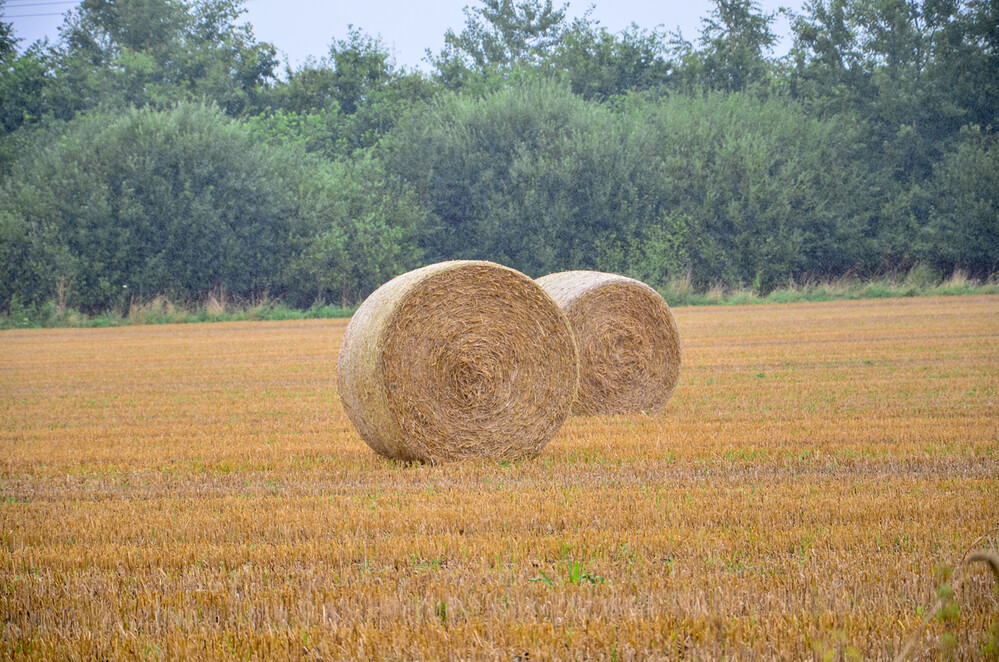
left=1, top=295, right=997, bottom=660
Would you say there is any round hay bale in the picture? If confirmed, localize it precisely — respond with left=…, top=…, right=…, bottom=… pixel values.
left=337, top=260, right=579, bottom=463
left=536, top=271, right=681, bottom=416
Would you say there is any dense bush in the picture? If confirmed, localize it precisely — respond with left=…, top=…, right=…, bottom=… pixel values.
left=918, top=126, right=999, bottom=277
left=624, top=93, right=878, bottom=291
left=0, top=103, right=419, bottom=312
left=382, top=80, right=877, bottom=291
left=0, top=0, right=996, bottom=316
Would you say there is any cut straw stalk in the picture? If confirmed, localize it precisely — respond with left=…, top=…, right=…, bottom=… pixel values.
left=337, top=261, right=579, bottom=463
left=537, top=271, right=681, bottom=416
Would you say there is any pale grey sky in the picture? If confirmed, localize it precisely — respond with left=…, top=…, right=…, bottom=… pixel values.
left=6, top=0, right=803, bottom=71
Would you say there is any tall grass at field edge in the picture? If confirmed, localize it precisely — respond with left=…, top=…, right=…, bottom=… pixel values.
left=659, top=268, right=999, bottom=307
left=2, top=267, right=996, bottom=329
left=0, top=295, right=357, bottom=330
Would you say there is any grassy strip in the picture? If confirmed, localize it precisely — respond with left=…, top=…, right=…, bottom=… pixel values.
left=3, top=269, right=997, bottom=330
left=0, top=297, right=357, bottom=330
left=660, top=269, right=999, bottom=307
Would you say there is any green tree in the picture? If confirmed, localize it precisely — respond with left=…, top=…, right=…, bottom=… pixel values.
left=430, top=0, right=570, bottom=88
left=788, top=0, right=872, bottom=116
left=326, top=27, right=396, bottom=115
left=382, top=79, right=621, bottom=275
left=53, top=0, right=277, bottom=116
left=0, top=45, right=51, bottom=139
left=551, top=20, right=675, bottom=99
left=0, top=44, right=59, bottom=181
left=792, top=0, right=998, bottom=164
left=383, top=79, right=875, bottom=290
left=673, top=0, right=780, bottom=93
left=288, top=154, right=423, bottom=307
left=331, top=71, right=440, bottom=155
left=0, top=0, right=16, bottom=60
left=258, top=27, right=438, bottom=158
left=790, top=0, right=999, bottom=272
left=919, top=126, right=999, bottom=276
left=624, top=92, right=876, bottom=291
left=0, top=103, right=419, bottom=313
left=0, top=2, right=57, bottom=149
left=263, top=27, right=396, bottom=115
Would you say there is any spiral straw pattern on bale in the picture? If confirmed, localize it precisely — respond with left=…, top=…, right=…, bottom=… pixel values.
left=337, top=261, right=579, bottom=463
left=536, top=271, right=681, bottom=416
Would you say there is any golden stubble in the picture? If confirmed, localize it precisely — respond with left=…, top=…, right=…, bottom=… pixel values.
left=1, top=295, right=997, bottom=660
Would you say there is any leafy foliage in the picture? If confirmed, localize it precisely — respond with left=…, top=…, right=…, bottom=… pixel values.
left=919, top=126, right=999, bottom=275
left=694, top=0, right=781, bottom=92
left=552, top=20, right=675, bottom=99
left=0, top=104, right=419, bottom=312
left=431, top=0, right=571, bottom=87
left=24, top=0, right=276, bottom=120
left=0, top=0, right=997, bottom=315
left=0, top=0, right=15, bottom=60
left=382, top=80, right=875, bottom=291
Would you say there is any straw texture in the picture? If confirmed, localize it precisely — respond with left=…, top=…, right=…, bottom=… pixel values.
left=536, top=271, right=681, bottom=416
left=337, top=261, right=579, bottom=463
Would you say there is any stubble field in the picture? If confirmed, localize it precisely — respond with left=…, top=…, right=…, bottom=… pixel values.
left=1, top=295, right=997, bottom=660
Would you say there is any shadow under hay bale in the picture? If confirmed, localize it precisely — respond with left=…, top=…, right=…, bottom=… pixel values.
left=337, top=261, right=579, bottom=463
left=536, top=271, right=681, bottom=416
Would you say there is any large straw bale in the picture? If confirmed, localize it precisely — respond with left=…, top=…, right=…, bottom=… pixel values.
left=536, top=271, right=681, bottom=416
left=337, top=260, right=579, bottom=463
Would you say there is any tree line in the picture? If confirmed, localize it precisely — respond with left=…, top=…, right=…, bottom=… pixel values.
left=1, top=0, right=996, bottom=314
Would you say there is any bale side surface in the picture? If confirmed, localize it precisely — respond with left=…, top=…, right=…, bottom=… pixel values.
left=338, top=261, right=579, bottom=462
left=536, top=270, right=681, bottom=415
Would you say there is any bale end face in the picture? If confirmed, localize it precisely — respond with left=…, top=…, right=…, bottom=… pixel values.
left=537, top=271, right=681, bottom=416
left=338, top=261, right=579, bottom=462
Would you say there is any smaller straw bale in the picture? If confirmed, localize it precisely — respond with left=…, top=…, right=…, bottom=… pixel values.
left=337, top=261, right=579, bottom=463
left=536, top=271, right=681, bottom=416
